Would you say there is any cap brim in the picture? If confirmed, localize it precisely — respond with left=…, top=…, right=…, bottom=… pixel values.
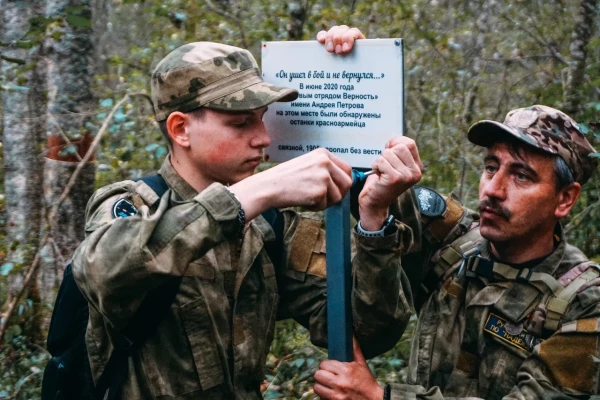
left=203, top=81, right=298, bottom=111
left=467, top=120, right=538, bottom=148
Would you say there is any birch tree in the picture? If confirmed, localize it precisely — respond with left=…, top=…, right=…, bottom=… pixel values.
left=41, top=0, right=95, bottom=301
left=0, top=0, right=47, bottom=327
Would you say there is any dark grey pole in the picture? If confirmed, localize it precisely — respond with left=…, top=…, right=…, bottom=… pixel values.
left=325, top=194, right=353, bottom=361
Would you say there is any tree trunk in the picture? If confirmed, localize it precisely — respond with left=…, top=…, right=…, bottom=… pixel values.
left=1, top=0, right=48, bottom=300
left=287, top=2, right=306, bottom=40
left=41, top=0, right=96, bottom=301
left=563, top=0, right=598, bottom=114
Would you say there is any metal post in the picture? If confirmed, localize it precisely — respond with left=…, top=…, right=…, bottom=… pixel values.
left=325, top=193, right=353, bottom=361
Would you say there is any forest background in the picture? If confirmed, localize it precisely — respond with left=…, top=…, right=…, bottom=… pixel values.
left=0, top=0, right=598, bottom=398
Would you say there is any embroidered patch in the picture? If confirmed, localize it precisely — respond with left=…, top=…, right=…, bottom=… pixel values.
left=414, top=185, right=446, bottom=218
left=484, top=313, right=542, bottom=353
left=112, top=199, right=138, bottom=219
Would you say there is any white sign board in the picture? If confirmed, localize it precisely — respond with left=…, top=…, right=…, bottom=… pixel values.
left=261, top=39, right=404, bottom=169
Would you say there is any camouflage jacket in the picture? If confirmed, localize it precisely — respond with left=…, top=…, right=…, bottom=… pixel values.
left=72, top=159, right=409, bottom=399
left=388, top=188, right=600, bottom=399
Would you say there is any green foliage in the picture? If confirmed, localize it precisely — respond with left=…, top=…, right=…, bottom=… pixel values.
left=1, top=0, right=599, bottom=398
left=0, top=334, right=48, bottom=399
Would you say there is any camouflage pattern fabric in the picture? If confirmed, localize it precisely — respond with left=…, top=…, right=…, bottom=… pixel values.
left=386, top=190, right=600, bottom=399
left=467, top=105, right=597, bottom=184
left=72, top=159, right=409, bottom=399
left=151, top=42, right=298, bottom=121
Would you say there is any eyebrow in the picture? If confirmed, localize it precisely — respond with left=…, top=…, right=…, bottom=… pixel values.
left=484, top=154, right=540, bottom=179
left=484, top=155, right=499, bottom=164
left=511, top=162, right=539, bottom=179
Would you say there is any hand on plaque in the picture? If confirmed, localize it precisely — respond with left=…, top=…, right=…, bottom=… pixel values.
left=317, top=25, right=366, bottom=54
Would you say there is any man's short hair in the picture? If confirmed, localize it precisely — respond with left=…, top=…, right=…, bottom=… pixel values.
left=157, top=107, right=206, bottom=148
left=554, top=156, right=575, bottom=192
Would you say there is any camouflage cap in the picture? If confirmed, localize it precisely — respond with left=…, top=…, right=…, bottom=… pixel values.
left=151, top=42, right=298, bottom=121
left=467, top=105, right=597, bottom=184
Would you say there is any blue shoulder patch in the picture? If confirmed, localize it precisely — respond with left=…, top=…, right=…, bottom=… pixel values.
left=112, top=198, right=138, bottom=219
left=414, top=185, right=446, bottom=218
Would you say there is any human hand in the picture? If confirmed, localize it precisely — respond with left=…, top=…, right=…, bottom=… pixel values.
left=316, top=25, right=365, bottom=54
left=314, top=338, right=384, bottom=400
left=229, top=148, right=352, bottom=219
left=358, top=136, right=423, bottom=230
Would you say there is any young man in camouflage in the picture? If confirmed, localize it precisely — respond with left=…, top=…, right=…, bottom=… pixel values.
left=72, top=34, right=420, bottom=398
left=315, top=27, right=600, bottom=400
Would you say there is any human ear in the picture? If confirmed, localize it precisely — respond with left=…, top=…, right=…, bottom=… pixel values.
left=555, top=182, right=581, bottom=219
left=166, top=112, right=190, bottom=148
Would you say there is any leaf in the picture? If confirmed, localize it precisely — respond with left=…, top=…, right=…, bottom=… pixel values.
left=65, top=6, right=87, bottom=14
left=1, top=263, right=14, bottom=276
left=100, top=98, right=114, bottom=108
left=59, top=144, right=77, bottom=157
left=588, top=152, right=600, bottom=158
left=146, top=143, right=159, bottom=152
left=65, top=15, right=91, bottom=28
left=292, top=358, right=305, bottom=368
left=3, top=84, right=30, bottom=92
left=0, top=55, right=26, bottom=65
left=8, top=324, right=22, bottom=337
left=114, top=109, right=126, bottom=123
left=407, top=66, right=421, bottom=75
left=156, top=146, right=168, bottom=159
left=580, top=123, right=589, bottom=134
left=15, top=40, right=34, bottom=49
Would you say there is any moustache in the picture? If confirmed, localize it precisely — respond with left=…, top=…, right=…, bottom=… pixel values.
left=478, top=198, right=512, bottom=220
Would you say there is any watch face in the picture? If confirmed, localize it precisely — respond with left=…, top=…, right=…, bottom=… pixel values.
left=383, top=214, right=397, bottom=235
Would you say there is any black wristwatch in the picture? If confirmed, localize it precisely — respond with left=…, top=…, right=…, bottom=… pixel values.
left=224, top=186, right=246, bottom=236
left=383, top=383, right=391, bottom=400
left=356, top=214, right=396, bottom=237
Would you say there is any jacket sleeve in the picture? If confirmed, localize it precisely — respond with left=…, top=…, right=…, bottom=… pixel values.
left=391, top=188, right=479, bottom=311
left=72, top=180, right=242, bottom=330
left=501, top=284, right=600, bottom=399
left=274, top=209, right=414, bottom=359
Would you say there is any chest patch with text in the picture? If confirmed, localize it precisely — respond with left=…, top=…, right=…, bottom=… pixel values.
left=484, top=313, right=542, bottom=353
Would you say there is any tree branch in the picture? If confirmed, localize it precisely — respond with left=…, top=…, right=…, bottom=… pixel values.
left=204, top=0, right=248, bottom=48
left=501, top=14, right=569, bottom=65
left=48, top=112, right=83, bottom=162
left=564, top=200, right=600, bottom=234
left=0, top=92, right=153, bottom=345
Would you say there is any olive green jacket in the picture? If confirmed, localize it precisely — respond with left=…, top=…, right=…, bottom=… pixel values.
left=72, top=160, right=410, bottom=399
left=389, top=190, right=600, bottom=399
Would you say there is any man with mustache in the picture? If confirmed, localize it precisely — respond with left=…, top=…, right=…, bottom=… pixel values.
left=315, top=26, right=600, bottom=400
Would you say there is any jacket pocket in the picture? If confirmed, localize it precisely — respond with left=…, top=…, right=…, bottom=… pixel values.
left=180, top=296, right=225, bottom=391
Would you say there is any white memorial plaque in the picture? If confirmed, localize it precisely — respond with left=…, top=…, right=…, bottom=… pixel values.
left=261, top=39, right=404, bottom=169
